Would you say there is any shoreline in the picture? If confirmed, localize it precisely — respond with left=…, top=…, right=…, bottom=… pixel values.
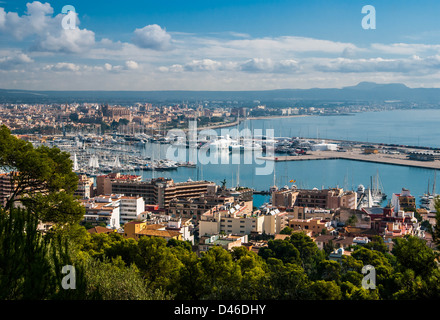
left=182, top=114, right=310, bottom=132
left=258, top=151, right=440, bottom=170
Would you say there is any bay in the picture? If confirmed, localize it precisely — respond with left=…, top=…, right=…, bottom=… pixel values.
left=132, top=109, right=440, bottom=208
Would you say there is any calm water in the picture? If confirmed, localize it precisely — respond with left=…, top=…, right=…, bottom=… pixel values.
left=223, top=109, right=440, bottom=148
left=131, top=109, right=440, bottom=208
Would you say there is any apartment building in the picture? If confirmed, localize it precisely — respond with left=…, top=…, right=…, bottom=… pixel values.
left=391, top=188, right=416, bottom=212
left=96, top=173, right=142, bottom=196
left=272, top=187, right=356, bottom=210
left=123, top=221, right=183, bottom=241
left=119, top=196, right=145, bottom=225
left=288, top=218, right=330, bottom=236
left=74, top=174, right=94, bottom=199
left=81, top=194, right=121, bottom=229
left=109, top=177, right=214, bottom=208
left=199, top=201, right=287, bottom=237
left=199, top=201, right=258, bottom=237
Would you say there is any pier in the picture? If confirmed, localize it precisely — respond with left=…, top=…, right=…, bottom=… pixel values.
left=258, top=150, right=440, bottom=170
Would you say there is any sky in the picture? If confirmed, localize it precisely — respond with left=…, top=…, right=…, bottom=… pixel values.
left=2, top=0, right=440, bottom=91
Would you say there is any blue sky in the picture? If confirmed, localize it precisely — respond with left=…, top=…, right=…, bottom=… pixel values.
left=1, top=0, right=440, bottom=90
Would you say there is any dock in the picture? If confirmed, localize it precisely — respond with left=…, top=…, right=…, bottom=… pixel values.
left=258, top=151, right=440, bottom=170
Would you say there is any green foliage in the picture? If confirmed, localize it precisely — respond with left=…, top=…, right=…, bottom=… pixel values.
left=0, top=208, right=85, bottom=299
left=433, top=196, right=440, bottom=246
left=363, top=235, right=388, bottom=253
left=79, top=257, right=172, bottom=300
left=0, top=125, right=84, bottom=224
left=392, top=236, right=438, bottom=277
left=311, top=280, right=342, bottom=300
left=279, top=226, right=294, bottom=235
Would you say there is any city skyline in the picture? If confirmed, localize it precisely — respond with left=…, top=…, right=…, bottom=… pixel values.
left=2, top=1, right=440, bottom=90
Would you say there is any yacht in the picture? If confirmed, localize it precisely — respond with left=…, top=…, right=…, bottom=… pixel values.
left=207, top=135, right=235, bottom=150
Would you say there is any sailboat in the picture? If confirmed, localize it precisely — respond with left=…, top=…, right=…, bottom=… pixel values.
left=420, top=170, right=437, bottom=210
left=371, top=171, right=386, bottom=205
left=88, top=155, right=100, bottom=175
left=113, top=156, right=122, bottom=171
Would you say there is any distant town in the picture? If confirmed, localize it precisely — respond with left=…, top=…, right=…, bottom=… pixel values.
left=0, top=99, right=415, bottom=136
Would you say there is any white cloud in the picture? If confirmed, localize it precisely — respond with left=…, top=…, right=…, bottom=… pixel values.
left=31, top=27, right=96, bottom=54
left=239, top=58, right=299, bottom=73
left=184, top=59, right=223, bottom=72
left=0, top=2, right=95, bottom=54
left=132, top=24, right=172, bottom=50
left=370, top=43, right=440, bottom=55
left=125, top=60, right=139, bottom=70
left=0, top=52, right=33, bottom=70
left=43, top=62, right=81, bottom=72
left=312, top=55, right=440, bottom=74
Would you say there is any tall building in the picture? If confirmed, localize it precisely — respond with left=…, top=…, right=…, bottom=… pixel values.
left=109, top=177, right=214, bottom=208
left=391, top=188, right=416, bottom=212
left=168, top=184, right=254, bottom=221
left=74, top=174, right=94, bottom=199
left=96, top=173, right=142, bottom=196
left=119, top=196, right=145, bottom=225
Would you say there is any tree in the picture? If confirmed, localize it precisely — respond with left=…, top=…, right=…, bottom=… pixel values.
left=258, top=239, right=301, bottom=265
left=363, top=235, right=388, bottom=253
left=266, top=262, right=313, bottom=299
left=432, top=197, right=440, bottom=246
left=0, top=125, right=84, bottom=224
left=288, top=232, right=323, bottom=272
left=69, top=112, right=79, bottom=122
left=200, top=246, right=242, bottom=299
left=310, top=280, right=342, bottom=300
left=172, top=248, right=205, bottom=300
left=135, top=237, right=183, bottom=291
left=231, top=246, right=269, bottom=299
left=316, top=260, right=341, bottom=283
left=392, top=236, right=437, bottom=278
left=0, top=208, right=85, bottom=299
left=118, top=118, right=130, bottom=126
left=279, top=226, right=294, bottom=235
left=79, top=257, right=172, bottom=300
left=346, top=214, right=358, bottom=226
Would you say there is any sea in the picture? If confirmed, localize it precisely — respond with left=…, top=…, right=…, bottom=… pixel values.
left=131, top=109, right=440, bottom=208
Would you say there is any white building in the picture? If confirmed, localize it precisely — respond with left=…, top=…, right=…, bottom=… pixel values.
left=311, top=140, right=338, bottom=151
left=82, top=194, right=121, bottom=229
left=166, top=218, right=194, bottom=244
left=119, top=196, right=145, bottom=225
left=199, top=201, right=261, bottom=237
left=199, top=202, right=288, bottom=237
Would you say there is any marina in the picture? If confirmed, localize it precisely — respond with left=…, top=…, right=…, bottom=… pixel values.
left=26, top=109, right=440, bottom=210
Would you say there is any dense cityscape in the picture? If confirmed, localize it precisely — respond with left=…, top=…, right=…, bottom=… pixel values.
left=3, top=0, right=440, bottom=316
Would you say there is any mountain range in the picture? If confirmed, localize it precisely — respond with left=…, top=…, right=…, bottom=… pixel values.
left=1, top=82, right=439, bottom=105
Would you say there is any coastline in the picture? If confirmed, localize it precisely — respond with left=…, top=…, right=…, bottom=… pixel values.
left=182, top=114, right=310, bottom=132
